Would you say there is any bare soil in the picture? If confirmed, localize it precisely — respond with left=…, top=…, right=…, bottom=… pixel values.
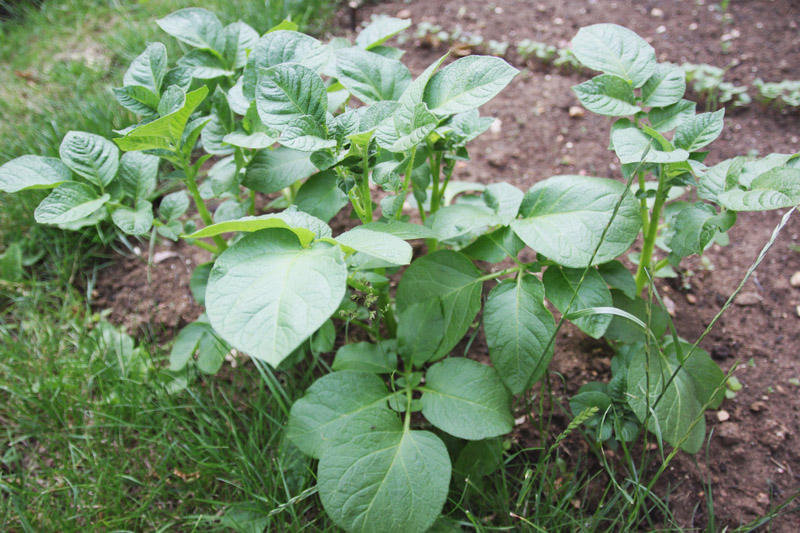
left=93, top=0, right=800, bottom=529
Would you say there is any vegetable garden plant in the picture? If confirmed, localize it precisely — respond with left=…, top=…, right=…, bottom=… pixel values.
left=1, top=10, right=799, bottom=531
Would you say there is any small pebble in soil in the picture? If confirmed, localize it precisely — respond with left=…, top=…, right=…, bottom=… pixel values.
left=686, top=293, right=697, bottom=304
left=734, top=292, right=762, bottom=306
left=790, top=271, right=800, bottom=287
left=717, top=410, right=730, bottom=422
left=750, top=401, right=767, bottom=413
left=396, top=9, right=410, bottom=18
left=651, top=8, right=664, bottom=17
left=656, top=25, right=666, bottom=34
left=568, top=106, right=585, bottom=118
left=756, top=492, right=770, bottom=506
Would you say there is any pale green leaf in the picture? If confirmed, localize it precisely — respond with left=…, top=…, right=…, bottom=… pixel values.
left=718, top=167, right=800, bottom=211
left=118, top=152, right=158, bottom=199
left=242, top=147, right=316, bottom=194
left=332, top=342, right=398, bottom=374
left=256, top=63, right=327, bottom=129
left=612, top=128, right=690, bottom=164
left=186, top=208, right=330, bottom=244
left=59, top=131, right=119, bottom=188
left=571, top=23, right=656, bottom=87
left=335, top=47, right=411, bottom=104
left=159, top=191, right=189, bottom=221
left=423, top=55, right=518, bottom=116
left=0, top=155, right=71, bottom=193
left=641, top=64, right=686, bottom=107
left=673, top=109, right=725, bottom=152
left=355, top=16, right=411, bottom=50
left=123, top=42, right=167, bottom=93
left=206, top=228, right=347, bottom=366
left=34, top=183, right=109, bottom=224
left=156, top=8, right=224, bottom=52
left=112, top=200, right=153, bottom=235
left=295, top=171, right=348, bottom=222
left=572, top=74, right=640, bottom=116
left=335, top=227, right=413, bottom=265
left=648, top=99, right=696, bottom=132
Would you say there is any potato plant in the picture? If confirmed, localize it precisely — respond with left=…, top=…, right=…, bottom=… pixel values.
left=1, top=11, right=799, bottom=531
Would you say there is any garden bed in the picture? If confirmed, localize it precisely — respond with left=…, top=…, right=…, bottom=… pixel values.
left=88, top=0, right=800, bottom=529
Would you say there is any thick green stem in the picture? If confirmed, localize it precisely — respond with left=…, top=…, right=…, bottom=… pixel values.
left=634, top=174, right=666, bottom=294
left=477, top=264, right=525, bottom=283
left=183, top=162, right=227, bottom=253
left=429, top=150, right=442, bottom=213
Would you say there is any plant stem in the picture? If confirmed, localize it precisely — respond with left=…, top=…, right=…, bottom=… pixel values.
left=634, top=170, right=666, bottom=294
left=182, top=160, right=227, bottom=253
left=477, top=264, right=525, bottom=283
left=393, top=146, right=417, bottom=221
left=361, top=149, right=373, bottom=222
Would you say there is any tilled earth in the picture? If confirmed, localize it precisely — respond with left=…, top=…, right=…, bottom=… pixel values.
left=94, top=0, right=800, bottom=529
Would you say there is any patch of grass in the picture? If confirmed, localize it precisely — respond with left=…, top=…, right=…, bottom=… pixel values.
left=0, top=0, right=341, bottom=162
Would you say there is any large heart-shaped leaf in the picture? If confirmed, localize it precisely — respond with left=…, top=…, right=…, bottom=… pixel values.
left=511, top=175, right=641, bottom=268
left=572, top=74, right=640, bottom=116
left=242, top=147, right=316, bottom=194
left=156, top=8, right=224, bottom=53
left=543, top=266, right=612, bottom=339
left=335, top=48, right=411, bottom=104
left=206, top=228, right=346, bottom=366
left=123, top=42, right=168, bottom=93
left=641, top=64, right=686, bottom=108
left=118, top=152, right=159, bottom=200
left=718, top=167, right=800, bottom=211
left=256, top=63, right=328, bottom=130
left=112, top=200, right=154, bottom=235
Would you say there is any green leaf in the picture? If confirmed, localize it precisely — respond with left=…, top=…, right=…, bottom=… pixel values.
left=118, top=152, right=158, bottom=199
left=0, top=242, right=23, bottom=282
left=186, top=208, right=330, bottom=245
left=673, top=109, right=725, bottom=152
left=611, top=128, right=689, bottom=164
left=318, top=425, right=450, bottom=533
left=177, top=49, right=233, bottom=79
left=169, top=319, right=228, bottom=374
left=543, top=266, right=612, bottom=339
left=718, top=167, right=800, bottom=211
left=295, top=171, right=348, bottom=222
left=59, top=131, right=119, bottom=188
left=277, top=115, right=335, bottom=152
left=483, top=182, right=524, bottom=224
left=242, top=147, right=316, bottom=194
left=423, top=55, right=518, bottom=116
left=396, top=251, right=482, bottom=359
left=0, top=155, right=71, bottom=193
left=34, top=183, right=110, bottom=224
left=123, top=42, right=167, bottom=93
left=397, top=299, right=445, bottom=365
left=159, top=191, right=189, bottom=222
left=427, top=203, right=501, bottom=242
left=597, top=260, right=637, bottom=300
left=375, top=102, right=438, bottom=152
left=462, top=226, right=524, bottom=263
left=648, top=99, right=696, bottom=132
left=335, top=48, right=411, bottom=104
left=667, top=202, right=734, bottom=257
left=206, top=229, right=346, bottom=366
left=421, top=358, right=513, bottom=440
left=243, top=30, right=333, bottom=99
left=355, top=15, right=411, bottom=49
left=511, top=175, right=642, bottom=268
left=116, top=86, right=209, bottom=151
left=453, top=438, right=503, bottom=480
left=112, top=200, right=153, bottom=235
left=224, top=21, right=259, bottom=70
left=223, top=130, right=276, bottom=150
left=604, top=290, right=668, bottom=344
left=332, top=342, right=398, bottom=374
left=359, top=221, right=438, bottom=240
left=448, top=109, right=495, bottom=142
left=156, top=8, right=224, bottom=53
left=697, top=157, right=744, bottom=202
left=256, top=63, right=327, bottom=130
left=190, top=261, right=214, bottom=305
left=572, top=74, right=640, bottom=116
left=335, top=227, right=413, bottom=265
left=113, top=85, right=160, bottom=117
left=287, top=371, right=396, bottom=458
left=627, top=349, right=707, bottom=454
left=571, top=24, right=656, bottom=87
left=739, top=153, right=795, bottom=187
left=665, top=341, right=726, bottom=409
left=484, top=275, right=556, bottom=394
left=641, top=64, right=686, bottom=107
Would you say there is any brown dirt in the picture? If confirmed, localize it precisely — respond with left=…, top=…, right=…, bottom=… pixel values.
left=92, top=0, right=800, bottom=529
